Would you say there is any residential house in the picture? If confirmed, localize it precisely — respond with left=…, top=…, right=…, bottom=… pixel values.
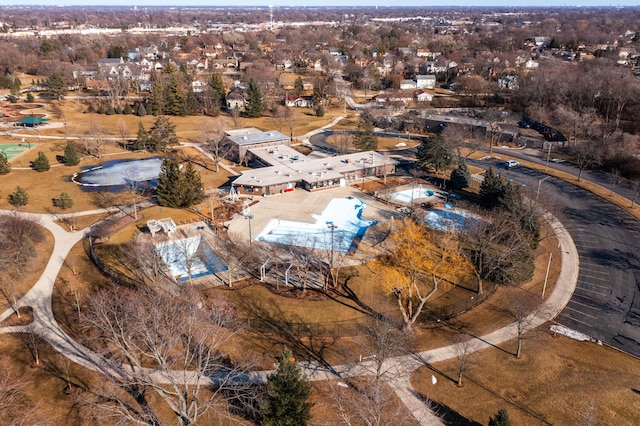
left=416, top=91, right=433, bottom=103
left=225, top=86, right=246, bottom=113
left=415, top=74, right=436, bottom=89
left=284, top=95, right=313, bottom=108
left=400, top=79, right=417, bottom=90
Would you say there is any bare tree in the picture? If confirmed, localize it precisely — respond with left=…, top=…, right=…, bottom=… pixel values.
left=628, top=176, right=640, bottom=208
left=121, top=167, right=142, bottom=220
left=83, top=121, right=110, bottom=158
left=116, top=118, right=128, bottom=145
left=506, top=291, right=544, bottom=358
left=325, top=375, right=412, bottom=426
left=77, top=287, right=253, bottom=426
left=19, top=332, right=45, bottom=366
left=608, top=168, right=622, bottom=196
left=572, top=140, right=601, bottom=182
left=335, top=131, right=352, bottom=155
left=451, top=333, right=474, bottom=386
left=284, top=106, right=298, bottom=141
left=202, top=118, right=228, bottom=173
left=0, top=357, right=48, bottom=425
left=205, top=233, right=252, bottom=288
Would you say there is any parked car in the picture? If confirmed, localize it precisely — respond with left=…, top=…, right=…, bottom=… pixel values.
left=505, top=160, right=520, bottom=168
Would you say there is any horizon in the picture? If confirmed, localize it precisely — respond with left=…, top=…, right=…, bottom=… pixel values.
left=1, top=2, right=639, bottom=9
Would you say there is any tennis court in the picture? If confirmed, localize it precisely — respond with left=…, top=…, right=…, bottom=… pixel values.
left=0, top=143, right=35, bottom=160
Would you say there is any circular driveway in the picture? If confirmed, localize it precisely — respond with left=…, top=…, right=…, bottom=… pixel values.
left=473, top=158, right=640, bottom=357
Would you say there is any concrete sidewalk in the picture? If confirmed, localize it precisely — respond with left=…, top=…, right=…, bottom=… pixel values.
left=0, top=197, right=578, bottom=425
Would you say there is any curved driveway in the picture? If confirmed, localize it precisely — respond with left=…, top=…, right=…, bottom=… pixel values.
left=473, top=157, right=640, bottom=357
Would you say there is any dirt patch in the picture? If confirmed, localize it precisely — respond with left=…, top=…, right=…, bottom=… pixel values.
left=0, top=306, right=33, bottom=327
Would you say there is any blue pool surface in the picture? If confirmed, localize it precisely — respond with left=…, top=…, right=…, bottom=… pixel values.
left=254, top=197, right=375, bottom=254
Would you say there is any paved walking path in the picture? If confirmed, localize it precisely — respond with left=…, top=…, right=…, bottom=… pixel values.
left=0, top=202, right=577, bottom=424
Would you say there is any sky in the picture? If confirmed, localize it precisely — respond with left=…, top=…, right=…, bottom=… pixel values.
left=1, top=1, right=639, bottom=7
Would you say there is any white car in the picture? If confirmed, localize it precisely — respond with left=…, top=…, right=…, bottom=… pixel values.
left=505, top=160, right=520, bottom=168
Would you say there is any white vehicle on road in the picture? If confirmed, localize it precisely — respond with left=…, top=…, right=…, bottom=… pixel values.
left=505, top=160, right=520, bottom=168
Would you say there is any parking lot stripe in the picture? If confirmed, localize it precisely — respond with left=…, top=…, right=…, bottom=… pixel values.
left=558, top=312, right=593, bottom=327
left=564, top=305, right=598, bottom=320
left=576, top=285, right=608, bottom=297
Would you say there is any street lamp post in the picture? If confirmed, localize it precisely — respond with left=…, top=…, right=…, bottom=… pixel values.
left=246, top=214, right=254, bottom=248
left=536, top=176, right=551, bottom=202
left=327, top=222, right=337, bottom=292
left=409, top=181, right=417, bottom=214
left=544, top=142, right=552, bottom=172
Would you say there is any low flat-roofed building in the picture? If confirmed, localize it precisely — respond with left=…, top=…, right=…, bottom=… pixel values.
left=232, top=144, right=397, bottom=196
left=225, top=128, right=290, bottom=163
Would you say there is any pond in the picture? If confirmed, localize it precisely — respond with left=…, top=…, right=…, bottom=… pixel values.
left=72, top=157, right=163, bottom=190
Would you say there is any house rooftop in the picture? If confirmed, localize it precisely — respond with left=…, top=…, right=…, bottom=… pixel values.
left=226, top=129, right=289, bottom=147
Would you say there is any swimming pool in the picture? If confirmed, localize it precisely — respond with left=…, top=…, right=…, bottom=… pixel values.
left=155, top=235, right=227, bottom=282
left=392, top=186, right=436, bottom=204
left=254, top=197, right=376, bottom=254
left=424, top=206, right=480, bottom=232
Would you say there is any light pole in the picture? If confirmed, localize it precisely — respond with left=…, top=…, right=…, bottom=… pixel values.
left=327, top=222, right=337, bottom=291
left=544, top=142, right=552, bottom=172
left=361, top=158, right=366, bottom=192
left=246, top=214, right=254, bottom=248
left=536, top=176, right=551, bottom=202
left=409, top=181, right=417, bottom=214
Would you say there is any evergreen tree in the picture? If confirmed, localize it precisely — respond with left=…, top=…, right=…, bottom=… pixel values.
left=164, top=73, right=189, bottom=116
left=478, top=166, right=506, bottom=209
left=46, top=72, right=67, bottom=99
left=0, top=152, right=11, bottom=174
left=315, top=105, right=324, bottom=117
left=148, top=82, right=164, bottom=115
left=416, top=133, right=454, bottom=176
left=135, top=102, right=147, bottom=117
left=33, top=151, right=50, bottom=172
left=206, top=73, right=226, bottom=115
left=123, top=103, right=133, bottom=114
left=148, top=116, right=178, bottom=152
left=180, top=161, right=205, bottom=208
left=260, top=347, right=313, bottom=426
left=488, top=408, right=512, bottom=426
left=353, top=116, right=378, bottom=151
left=450, top=159, right=471, bottom=190
left=134, top=122, right=149, bottom=151
left=293, top=76, right=304, bottom=96
left=7, top=186, right=29, bottom=210
left=245, top=78, right=263, bottom=118
left=53, top=192, right=74, bottom=210
left=26, top=92, right=35, bottom=103
left=209, top=73, right=226, bottom=101
left=63, top=142, right=80, bottom=166
left=156, top=157, right=183, bottom=208
left=106, top=105, right=116, bottom=115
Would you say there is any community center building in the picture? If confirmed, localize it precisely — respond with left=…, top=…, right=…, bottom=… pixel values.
left=230, top=130, right=397, bottom=196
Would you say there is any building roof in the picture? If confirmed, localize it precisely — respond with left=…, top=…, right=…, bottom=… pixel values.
left=226, top=129, right=289, bottom=147
left=232, top=144, right=397, bottom=187
left=17, top=116, right=49, bottom=125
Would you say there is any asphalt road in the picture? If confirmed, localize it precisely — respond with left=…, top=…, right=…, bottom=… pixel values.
left=472, top=157, right=640, bottom=358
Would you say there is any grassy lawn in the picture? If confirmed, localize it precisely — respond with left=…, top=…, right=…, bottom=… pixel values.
left=0, top=222, right=54, bottom=319
left=412, top=331, right=640, bottom=425
left=6, top=96, right=640, bottom=423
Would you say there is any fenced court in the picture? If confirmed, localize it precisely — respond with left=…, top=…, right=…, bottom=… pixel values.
left=0, top=143, right=35, bottom=160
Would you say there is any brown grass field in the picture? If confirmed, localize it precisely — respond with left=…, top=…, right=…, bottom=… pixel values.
left=2, top=98, right=640, bottom=423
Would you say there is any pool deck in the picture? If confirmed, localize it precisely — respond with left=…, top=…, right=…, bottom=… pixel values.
left=225, top=185, right=397, bottom=254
